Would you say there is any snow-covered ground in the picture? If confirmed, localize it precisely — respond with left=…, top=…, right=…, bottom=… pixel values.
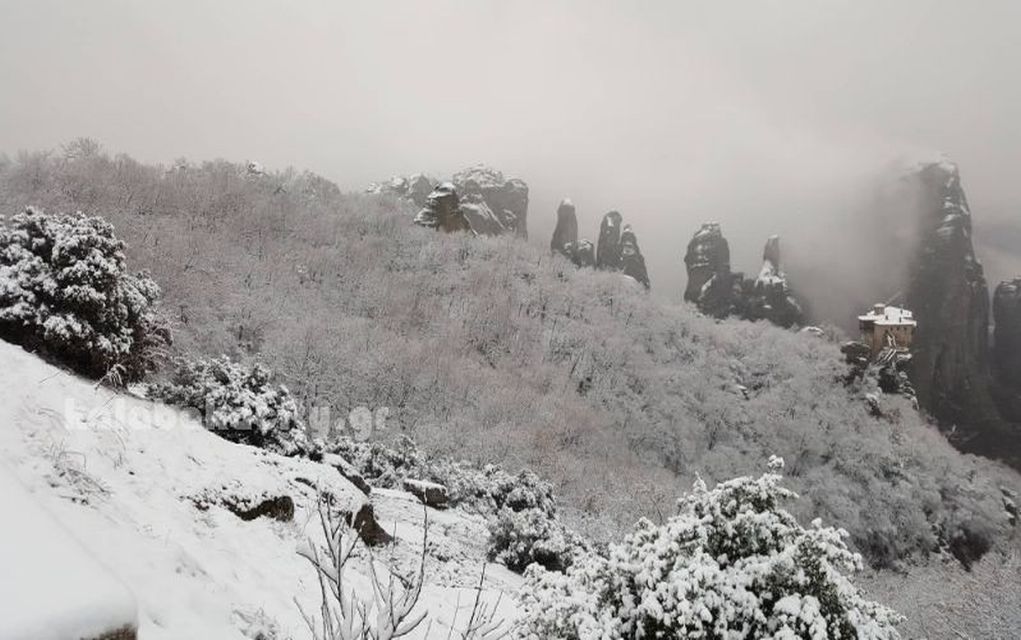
left=0, top=341, right=521, bottom=639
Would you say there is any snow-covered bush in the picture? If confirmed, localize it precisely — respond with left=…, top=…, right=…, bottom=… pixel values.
left=488, top=504, right=586, bottom=573
left=149, top=356, right=307, bottom=455
left=329, top=435, right=584, bottom=572
left=0, top=206, right=170, bottom=382
left=329, top=436, right=553, bottom=513
left=517, top=457, right=903, bottom=639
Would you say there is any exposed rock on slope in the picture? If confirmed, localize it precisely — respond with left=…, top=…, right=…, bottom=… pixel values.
left=902, top=161, right=1013, bottom=456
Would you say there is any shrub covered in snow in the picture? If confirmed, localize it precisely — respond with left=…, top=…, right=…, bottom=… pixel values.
left=329, top=435, right=585, bottom=572
left=149, top=356, right=308, bottom=455
left=516, top=457, right=903, bottom=639
left=488, top=503, right=587, bottom=573
left=0, top=206, right=170, bottom=382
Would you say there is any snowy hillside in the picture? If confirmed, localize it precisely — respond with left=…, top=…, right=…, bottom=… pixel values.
left=0, top=341, right=520, bottom=639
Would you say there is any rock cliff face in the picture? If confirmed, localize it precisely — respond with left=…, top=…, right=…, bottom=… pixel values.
left=413, top=183, right=472, bottom=233
left=993, top=278, right=1021, bottom=422
left=902, top=161, right=1010, bottom=455
left=459, top=199, right=506, bottom=236
left=370, top=165, right=529, bottom=237
left=683, top=223, right=736, bottom=318
left=596, top=211, right=624, bottom=271
left=994, top=279, right=1021, bottom=389
left=683, top=225, right=802, bottom=327
left=740, top=236, right=803, bottom=328
left=550, top=199, right=578, bottom=258
left=620, top=225, right=650, bottom=290
left=453, top=165, right=529, bottom=238
left=367, top=173, right=435, bottom=208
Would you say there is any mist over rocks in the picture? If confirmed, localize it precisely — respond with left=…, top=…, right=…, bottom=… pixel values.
left=369, top=164, right=530, bottom=237
left=683, top=225, right=803, bottom=327
left=741, top=235, right=803, bottom=328
left=901, top=161, right=1012, bottom=455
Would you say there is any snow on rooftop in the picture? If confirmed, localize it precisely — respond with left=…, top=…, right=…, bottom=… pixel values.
left=858, top=304, right=917, bottom=327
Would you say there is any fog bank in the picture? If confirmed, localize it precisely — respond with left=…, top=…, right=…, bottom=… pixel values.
left=1, top=0, right=1019, bottom=316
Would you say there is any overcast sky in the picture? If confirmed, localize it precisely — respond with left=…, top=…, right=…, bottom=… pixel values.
left=2, top=0, right=1019, bottom=300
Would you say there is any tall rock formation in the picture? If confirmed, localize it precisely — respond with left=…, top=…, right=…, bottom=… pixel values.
left=994, top=278, right=1021, bottom=390
left=369, top=165, right=528, bottom=237
left=993, top=278, right=1021, bottom=422
left=683, top=225, right=803, bottom=326
left=413, top=183, right=472, bottom=233
left=453, top=165, right=529, bottom=238
left=683, top=223, right=736, bottom=318
left=741, top=235, right=803, bottom=327
left=620, top=225, right=650, bottom=289
left=551, top=199, right=578, bottom=257
left=902, top=161, right=1010, bottom=455
left=596, top=211, right=624, bottom=270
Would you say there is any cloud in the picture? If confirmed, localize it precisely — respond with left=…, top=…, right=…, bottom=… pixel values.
left=1, top=0, right=1019, bottom=313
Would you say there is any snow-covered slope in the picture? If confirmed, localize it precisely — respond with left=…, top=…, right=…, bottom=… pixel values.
left=0, top=342, right=520, bottom=639
left=1, top=465, right=137, bottom=640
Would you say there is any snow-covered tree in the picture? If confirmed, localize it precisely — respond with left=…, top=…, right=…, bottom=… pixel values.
left=149, top=356, right=307, bottom=455
left=0, top=206, right=169, bottom=382
left=517, top=457, right=903, bottom=639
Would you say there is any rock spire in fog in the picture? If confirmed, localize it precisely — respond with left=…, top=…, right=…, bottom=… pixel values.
left=994, top=278, right=1021, bottom=393
left=683, top=222, right=734, bottom=317
left=901, top=161, right=1008, bottom=454
left=551, top=199, right=578, bottom=258
left=682, top=225, right=802, bottom=327
left=596, top=211, right=624, bottom=271
left=620, top=224, right=650, bottom=289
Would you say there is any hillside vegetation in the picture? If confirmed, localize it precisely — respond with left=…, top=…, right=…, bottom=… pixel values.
left=1, top=142, right=1018, bottom=568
